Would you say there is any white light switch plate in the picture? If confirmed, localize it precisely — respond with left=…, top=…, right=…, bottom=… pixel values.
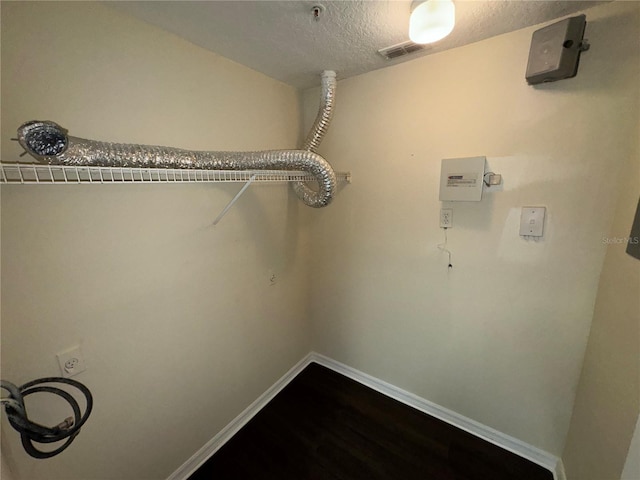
left=520, top=207, right=546, bottom=237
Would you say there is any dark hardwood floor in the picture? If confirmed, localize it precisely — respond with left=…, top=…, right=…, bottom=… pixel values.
left=189, top=362, right=553, bottom=480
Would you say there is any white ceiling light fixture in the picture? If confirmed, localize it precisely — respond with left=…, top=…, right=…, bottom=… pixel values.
left=409, top=0, right=456, bottom=44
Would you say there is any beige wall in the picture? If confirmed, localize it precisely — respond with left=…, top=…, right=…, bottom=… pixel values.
left=562, top=61, right=640, bottom=479
left=1, top=450, right=16, bottom=480
left=304, top=0, right=639, bottom=456
left=1, top=2, right=310, bottom=479
left=2, top=1, right=639, bottom=479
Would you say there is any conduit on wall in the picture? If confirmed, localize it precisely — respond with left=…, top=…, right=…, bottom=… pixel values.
left=13, top=71, right=341, bottom=210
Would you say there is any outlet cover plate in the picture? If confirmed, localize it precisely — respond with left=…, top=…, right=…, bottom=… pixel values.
left=440, top=208, right=453, bottom=228
left=520, top=206, right=546, bottom=237
left=56, top=345, right=86, bottom=378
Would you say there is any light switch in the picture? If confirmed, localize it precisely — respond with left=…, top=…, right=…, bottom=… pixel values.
left=520, top=207, right=546, bottom=237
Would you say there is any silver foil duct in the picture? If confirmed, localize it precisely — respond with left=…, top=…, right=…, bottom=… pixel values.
left=16, top=71, right=339, bottom=208
left=293, top=70, right=337, bottom=204
left=302, top=70, right=336, bottom=153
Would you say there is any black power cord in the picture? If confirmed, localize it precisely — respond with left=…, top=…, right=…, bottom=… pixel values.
left=1, top=377, right=93, bottom=459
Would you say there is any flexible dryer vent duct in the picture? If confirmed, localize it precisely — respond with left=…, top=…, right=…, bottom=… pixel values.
left=16, top=71, right=338, bottom=208
left=294, top=70, right=337, bottom=205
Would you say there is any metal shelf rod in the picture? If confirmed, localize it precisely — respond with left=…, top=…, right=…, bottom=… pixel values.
left=1, top=162, right=352, bottom=224
left=0, top=163, right=351, bottom=185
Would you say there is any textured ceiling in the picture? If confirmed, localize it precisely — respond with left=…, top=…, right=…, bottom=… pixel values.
left=107, top=1, right=605, bottom=89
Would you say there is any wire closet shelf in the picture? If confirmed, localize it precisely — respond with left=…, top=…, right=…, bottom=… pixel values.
left=0, top=163, right=351, bottom=185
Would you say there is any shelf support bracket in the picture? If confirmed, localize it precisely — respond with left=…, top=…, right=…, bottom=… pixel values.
left=213, top=174, right=258, bottom=225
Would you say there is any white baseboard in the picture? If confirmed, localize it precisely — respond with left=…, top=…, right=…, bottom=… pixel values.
left=555, top=458, right=567, bottom=480
left=167, top=351, right=562, bottom=480
left=309, top=352, right=563, bottom=480
left=166, top=353, right=316, bottom=480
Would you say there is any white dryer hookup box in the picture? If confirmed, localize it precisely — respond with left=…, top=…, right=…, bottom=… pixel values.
left=439, top=156, right=486, bottom=202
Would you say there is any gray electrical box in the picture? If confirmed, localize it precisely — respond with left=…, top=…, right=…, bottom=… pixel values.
left=526, top=15, right=588, bottom=85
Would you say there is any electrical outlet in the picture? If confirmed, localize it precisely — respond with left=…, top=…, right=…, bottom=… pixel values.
left=56, top=346, right=86, bottom=378
left=440, top=208, right=453, bottom=228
